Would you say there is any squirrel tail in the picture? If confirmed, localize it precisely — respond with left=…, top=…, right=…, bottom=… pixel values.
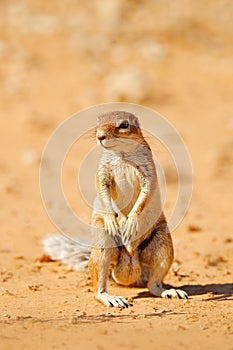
left=42, top=235, right=91, bottom=271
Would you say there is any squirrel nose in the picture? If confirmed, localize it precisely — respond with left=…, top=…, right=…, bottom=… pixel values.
left=97, top=130, right=106, bottom=141
left=98, top=135, right=106, bottom=141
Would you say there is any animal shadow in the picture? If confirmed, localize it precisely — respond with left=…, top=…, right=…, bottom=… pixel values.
left=180, top=283, right=233, bottom=300
left=133, top=283, right=233, bottom=301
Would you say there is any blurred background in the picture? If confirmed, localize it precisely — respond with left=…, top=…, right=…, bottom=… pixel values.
left=0, top=0, right=232, bottom=258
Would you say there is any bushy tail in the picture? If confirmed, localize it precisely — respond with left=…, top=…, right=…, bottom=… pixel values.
left=42, top=235, right=91, bottom=271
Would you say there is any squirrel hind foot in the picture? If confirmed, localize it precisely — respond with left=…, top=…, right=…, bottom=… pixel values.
left=161, top=288, right=188, bottom=299
left=96, top=292, right=130, bottom=308
left=149, top=283, right=188, bottom=299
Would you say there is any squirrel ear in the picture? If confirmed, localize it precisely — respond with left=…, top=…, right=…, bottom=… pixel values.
left=134, top=118, right=140, bottom=128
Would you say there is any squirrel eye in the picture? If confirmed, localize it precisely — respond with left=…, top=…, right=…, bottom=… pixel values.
left=119, top=120, right=129, bottom=129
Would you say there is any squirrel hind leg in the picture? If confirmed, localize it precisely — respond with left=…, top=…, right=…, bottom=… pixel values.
left=89, top=247, right=130, bottom=308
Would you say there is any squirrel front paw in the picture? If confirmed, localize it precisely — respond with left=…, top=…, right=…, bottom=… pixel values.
left=122, top=215, right=139, bottom=246
left=104, top=213, right=120, bottom=237
left=104, top=213, right=123, bottom=247
left=117, top=213, right=127, bottom=228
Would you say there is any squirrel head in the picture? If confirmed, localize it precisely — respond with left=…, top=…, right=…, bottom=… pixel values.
left=96, top=111, right=145, bottom=152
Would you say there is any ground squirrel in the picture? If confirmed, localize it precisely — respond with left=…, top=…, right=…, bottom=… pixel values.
left=43, top=111, right=188, bottom=308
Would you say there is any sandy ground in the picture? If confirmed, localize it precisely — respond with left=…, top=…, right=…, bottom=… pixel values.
left=0, top=1, right=233, bottom=349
